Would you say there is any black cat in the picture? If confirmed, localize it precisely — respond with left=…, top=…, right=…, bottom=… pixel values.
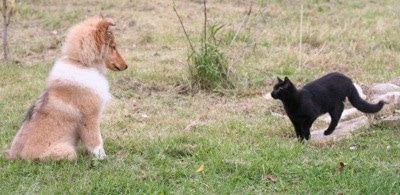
left=271, top=72, right=385, bottom=141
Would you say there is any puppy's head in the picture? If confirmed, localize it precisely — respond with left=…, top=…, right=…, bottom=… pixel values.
left=62, top=14, right=128, bottom=72
left=96, top=15, right=128, bottom=72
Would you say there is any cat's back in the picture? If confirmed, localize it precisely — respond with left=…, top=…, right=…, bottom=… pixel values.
left=303, top=72, right=352, bottom=90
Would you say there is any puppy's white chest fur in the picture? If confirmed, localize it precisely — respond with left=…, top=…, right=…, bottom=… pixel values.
left=48, top=59, right=112, bottom=104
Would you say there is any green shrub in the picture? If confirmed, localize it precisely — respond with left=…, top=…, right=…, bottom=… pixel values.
left=174, top=1, right=234, bottom=93
left=188, top=24, right=233, bottom=92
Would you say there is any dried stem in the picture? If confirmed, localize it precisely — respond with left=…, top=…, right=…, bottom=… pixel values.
left=172, top=1, right=195, bottom=52
left=227, top=1, right=253, bottom=50
left=2, top=0, right=9, bottom=61
left=299, top=4, right=303, bottom=68
left=203, top=0, right=207, bottom=55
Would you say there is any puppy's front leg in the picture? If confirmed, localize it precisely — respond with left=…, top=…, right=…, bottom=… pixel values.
left=80, top=118, right=107, bottom=160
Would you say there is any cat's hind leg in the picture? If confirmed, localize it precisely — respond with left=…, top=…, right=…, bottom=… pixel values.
left=324, top=103, right=344, bottom=135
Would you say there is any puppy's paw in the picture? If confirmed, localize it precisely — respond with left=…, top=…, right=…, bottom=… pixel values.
left=92, top=145, right=107, bottom=160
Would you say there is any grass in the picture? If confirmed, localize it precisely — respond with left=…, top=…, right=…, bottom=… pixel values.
left=174, top=1, right=234, bottom=93
left=1, top=0, right=400, bottom=194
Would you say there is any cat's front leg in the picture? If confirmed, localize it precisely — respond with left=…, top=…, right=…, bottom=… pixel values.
left=293, top=122, right=305, bottom=141
left=301, top=118, right=315, bottom=140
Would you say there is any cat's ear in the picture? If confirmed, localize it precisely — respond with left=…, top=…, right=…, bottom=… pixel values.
left=277, top=77, right=283, bottom=82
left=284, top=77, right=293, bottom=86
left=284, top=77, right=290, bottom=82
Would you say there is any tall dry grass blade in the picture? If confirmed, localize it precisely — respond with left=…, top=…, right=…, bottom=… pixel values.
left=226, top=1, right=253, bottom=52
left=299, top=4, right=304, bottom=68
left=203, top=0, right=207, bottom=56
left=172, top=1, right=195, bottom=52
left=2, top=0, right=9, bottom=61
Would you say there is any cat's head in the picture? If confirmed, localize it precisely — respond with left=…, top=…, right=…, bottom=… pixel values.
left=271, top=76, right=295, bottom=100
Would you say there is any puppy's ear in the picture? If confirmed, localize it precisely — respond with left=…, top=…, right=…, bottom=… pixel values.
left=105, top=18, right=116, bottom=27
left=97, top=18, right=116, bottom=33
left=96, top=13, right=115, bottom=28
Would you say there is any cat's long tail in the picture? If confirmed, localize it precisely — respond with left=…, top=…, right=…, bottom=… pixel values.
left=348, top=85, right=385, bottom=113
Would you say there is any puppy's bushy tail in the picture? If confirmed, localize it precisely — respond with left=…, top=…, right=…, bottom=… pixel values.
left=348, top=85, right=385, bottom=113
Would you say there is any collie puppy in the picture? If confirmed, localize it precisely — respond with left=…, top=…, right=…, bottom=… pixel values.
left=8, top=15, right=128, bottom=161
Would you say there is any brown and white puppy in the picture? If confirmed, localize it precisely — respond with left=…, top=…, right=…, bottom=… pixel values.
left=8, top=15, right=127, bottom=161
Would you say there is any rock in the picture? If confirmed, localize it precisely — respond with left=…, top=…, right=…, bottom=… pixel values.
left=372, top=92, right=400, bottom=105
left=311, top=116, right=369, bottom=144
left=380, top=115, right=400, bottom=128
left=371, top=83, right=400, bottom=95
left=371, top=92, right=400, bottom=118
left=389, top=77, right=400, bottom=86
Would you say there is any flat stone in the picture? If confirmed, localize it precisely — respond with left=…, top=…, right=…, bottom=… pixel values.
left=311, top=116, right=369, bottom=144
left=371, top=83, right=400, bottom=94
left=381, top=115, right=400, bottom=128
left=373, top=91, right=400, bottom=105
left=389, top=77, right=400, bottom=86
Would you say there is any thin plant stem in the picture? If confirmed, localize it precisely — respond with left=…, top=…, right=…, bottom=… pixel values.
left=203, top=0, right=207, bottom=56
left=299, top=4, right=303, bottom=68
left=172, top=1, right=195, bottom=52
left=227, top=1, right=252, bottom=51
left=2, top=0, right=9, bottom=61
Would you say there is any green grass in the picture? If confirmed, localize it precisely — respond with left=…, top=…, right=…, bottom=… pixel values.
left=175, top=2, right=234, bottom=93
left=1, top=0, right=400, bottom=194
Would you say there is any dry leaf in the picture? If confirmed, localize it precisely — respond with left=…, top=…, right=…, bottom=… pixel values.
left=349, top=145, right=357, bottom=151
left=264, top=174, right=277, bottom=182
left=184, top=121, right=197, bottom=132
left=140, top=171, right=147, bottom=181
left=336, top=162, right=348, bottom=173
left=196, top=164, right=204, bottom=173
